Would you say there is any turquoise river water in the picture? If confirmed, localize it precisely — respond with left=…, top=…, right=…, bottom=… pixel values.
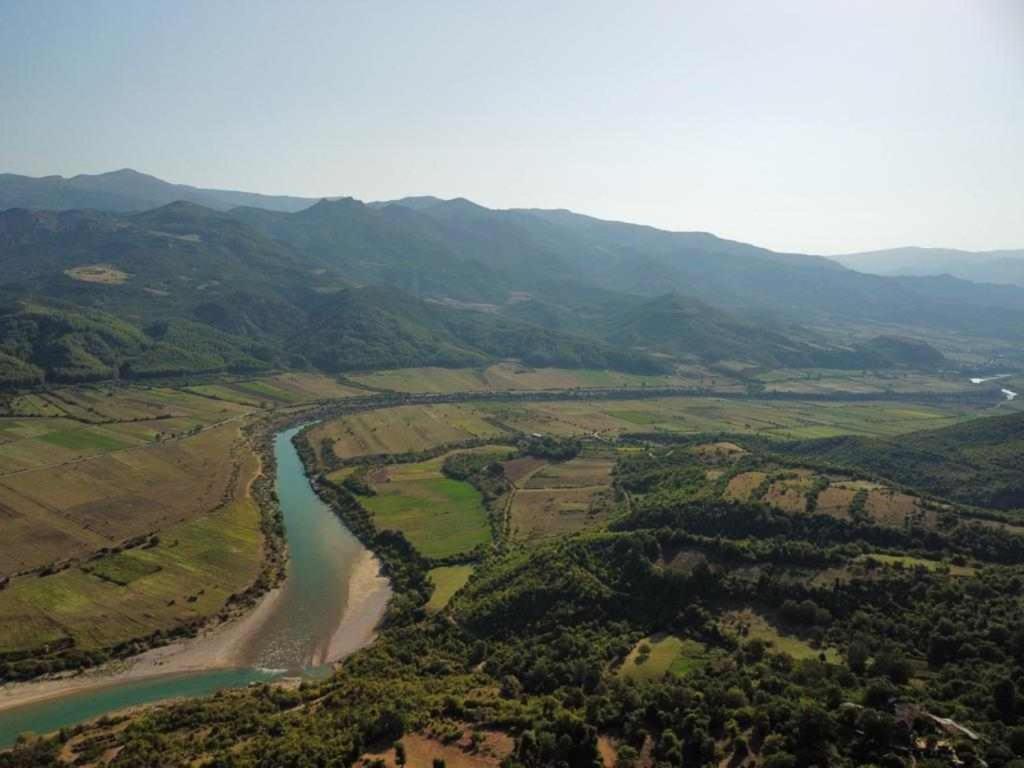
left=0, top=425, right=383, bottom=748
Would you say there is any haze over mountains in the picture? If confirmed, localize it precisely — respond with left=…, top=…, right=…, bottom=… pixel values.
left=1, top=169, right=1022, bottom=386
left=836, top=246, right=1024, bottom=288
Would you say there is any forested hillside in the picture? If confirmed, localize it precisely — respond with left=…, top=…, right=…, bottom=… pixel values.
left=0, top=188, right=979, bottom=387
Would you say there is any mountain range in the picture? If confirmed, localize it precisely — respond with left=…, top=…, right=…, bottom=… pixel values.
left=836, top=246, right=1024, bottom=288
left=1, top=169, right=1022, bottom=387
left=0, top=169, right=318, bottom=214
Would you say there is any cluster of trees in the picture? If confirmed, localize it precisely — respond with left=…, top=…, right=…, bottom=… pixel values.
left=519, top=435, right=582, bottom=461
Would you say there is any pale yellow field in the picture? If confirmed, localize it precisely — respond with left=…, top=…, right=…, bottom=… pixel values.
left=0, top=423, right=251, bottom=575
left=348, top=362, right=711, bottom=394
left=308, top=404, right=508, bottom=461
left=187, top=372, right=366, bottom=407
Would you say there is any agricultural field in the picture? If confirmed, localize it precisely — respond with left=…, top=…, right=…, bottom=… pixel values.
left=0, top=492, right=264, bottom=653
left=723, top=471, right=769, bottom=502
left=0, top=422, right=252, bottom=575
left=425, top=565, right=475, bottom=613
left=361, top=451, right=496, bottom=559
left=346, top=367, right=493, bottom=394
left=754, top=368, right=977, bottom=396
left=619, top=635, right=713, bottom=681
left=1, top=385, right=253, bottom=426
left=308, top=404, right=508, bottom=462
left=479, top=396, right=978, bottom=440
left=186, top=372, right=365, bottom=407
left=761, top=469, right=817, bottom=514
left=309, top=395, right=982, bottom=468
left=347, top=362, right=716, bottom=394
left=506, top=454, right=616, bottom=543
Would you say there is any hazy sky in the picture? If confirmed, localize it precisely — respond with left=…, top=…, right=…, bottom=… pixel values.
left=1, top=0, right=1021, bottom=254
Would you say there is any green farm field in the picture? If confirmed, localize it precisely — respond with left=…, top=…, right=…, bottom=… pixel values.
left=854, top=553, right=976, bottom=577
left=363, top=454, right=492, bottom=559
left=754, top=368, right=978, bottom=395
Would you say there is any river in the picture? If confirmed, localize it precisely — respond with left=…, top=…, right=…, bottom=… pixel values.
left=0, top=424, right=391, bottom=748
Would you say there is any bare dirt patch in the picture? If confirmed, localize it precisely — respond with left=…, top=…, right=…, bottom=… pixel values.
left=523, top=457, right=613, bottom=489
left=865, top=489, right=926, bottom=528
left=724, top=471, right=767, bottom=502
left=359, top=729, right=513, bottom=767
left=64, top=264, right=130, bottom=284
left=500, top=457, right=547, bottom=486
left=815, top=486, right=858, bottom=520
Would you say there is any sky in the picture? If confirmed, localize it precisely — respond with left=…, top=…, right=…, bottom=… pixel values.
left=1, top=0, right=1021, bottom=254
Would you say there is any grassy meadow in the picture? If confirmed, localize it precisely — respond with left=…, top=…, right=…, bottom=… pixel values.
left=362, top=454, right=494, bottom=559
left=426, top=565, right=475, bottom=613
left=720, top=610, right=840, bottom=662
left=619, top=635, right=713, bottom=681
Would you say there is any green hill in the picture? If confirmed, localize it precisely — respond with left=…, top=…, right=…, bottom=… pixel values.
left=0, top=205, right=669, bottom=384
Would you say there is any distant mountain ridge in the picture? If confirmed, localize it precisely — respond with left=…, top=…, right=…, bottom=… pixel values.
left=836, top=246, right=1024, bottom=287
left=0, top=169, right=320, bottom=214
